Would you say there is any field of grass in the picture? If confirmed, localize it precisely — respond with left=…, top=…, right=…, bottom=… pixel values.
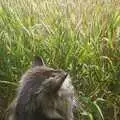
left=0, top=0, right=120, bottom=119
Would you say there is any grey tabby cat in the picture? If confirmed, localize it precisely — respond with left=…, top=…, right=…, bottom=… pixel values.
left=5, top=56, right=75, bottom=120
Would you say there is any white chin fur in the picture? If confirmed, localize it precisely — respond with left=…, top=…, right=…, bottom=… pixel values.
left=62, top=74, right=74, bottom=90
left=58, top=74, right=74, bottom=97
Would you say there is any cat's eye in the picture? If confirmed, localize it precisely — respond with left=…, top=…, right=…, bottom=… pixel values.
left=51, top=73, right=57, bottom=77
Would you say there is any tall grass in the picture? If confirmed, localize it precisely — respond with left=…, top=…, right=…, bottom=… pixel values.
left=0, top=0, right=120, bottom=119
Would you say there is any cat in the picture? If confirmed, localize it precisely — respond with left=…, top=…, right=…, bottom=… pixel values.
left=5, top=56, right=75, bottom=120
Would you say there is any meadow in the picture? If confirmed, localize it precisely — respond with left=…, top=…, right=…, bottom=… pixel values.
left=0, top=0, right=120, bottom=119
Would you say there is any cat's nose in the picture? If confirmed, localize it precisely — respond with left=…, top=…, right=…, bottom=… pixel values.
left=64, top=72, right=68, bottom=78
left=61, top=72, right=68, bottom=80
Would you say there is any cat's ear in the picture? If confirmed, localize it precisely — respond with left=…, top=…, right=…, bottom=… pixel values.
left=32, top=56, right=45, bottom=67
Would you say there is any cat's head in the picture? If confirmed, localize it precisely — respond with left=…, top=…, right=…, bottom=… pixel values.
left=20, top=56, right=76, bottom=120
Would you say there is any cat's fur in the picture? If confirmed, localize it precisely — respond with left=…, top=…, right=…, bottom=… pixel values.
left=5, top=56, right=75, bottom=120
